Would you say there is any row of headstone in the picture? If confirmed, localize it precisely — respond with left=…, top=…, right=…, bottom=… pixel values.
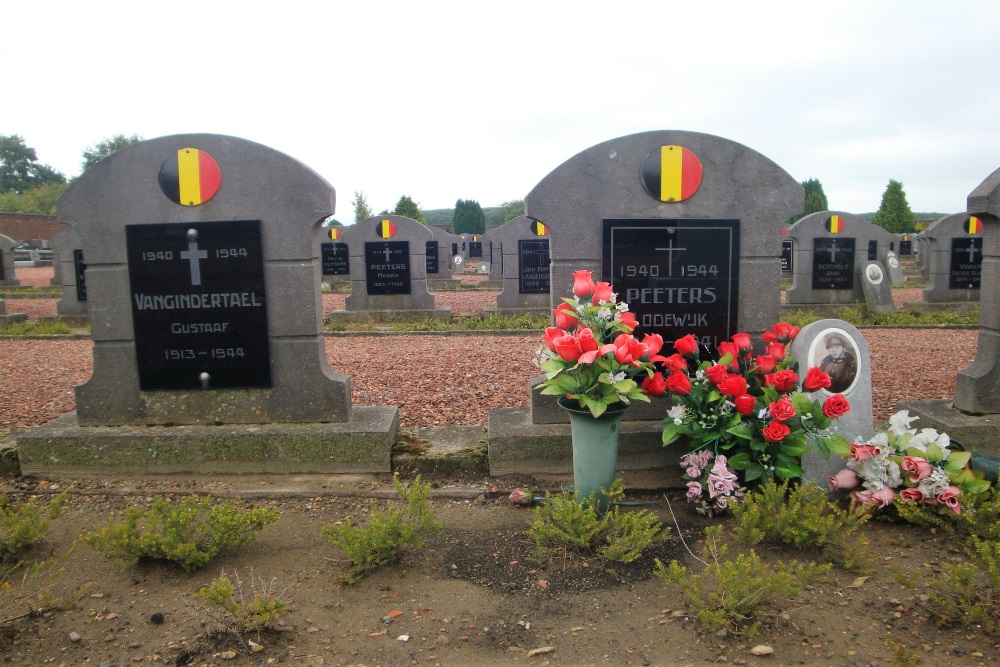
left=485, top=216, right=551, bottom=315
left=47, top=227, right=89, bottom=322
left=920, top=214, right=983, bottom=302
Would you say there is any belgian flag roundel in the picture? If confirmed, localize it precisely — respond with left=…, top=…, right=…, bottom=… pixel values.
left=825, top=215, right=844, bottom=234
left=967, top=216, right=983, bottom=235
left=377, top=219, right=397, bottom=238
left=328, top=227, right=341, bottom=240
left=158, top=148, right=221, bottom=206
left=532, top=220, right=549, bottom=236
left=639, top=145, right=703, bottom=202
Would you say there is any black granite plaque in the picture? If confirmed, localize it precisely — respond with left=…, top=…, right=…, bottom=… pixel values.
left=365, top=241, right=410, bottom=295
left=867, top=240, right=878, bottom=261
left=602, top=219, right=740, bottom=350
left=518, top=239, right=550, bottom=294
left=426, top=241, right=439, bottom=274
left=125, top=220, right=270, bottom=391
left=812, top=238, right=856, bottom=290
left=73, top=249, right=88, bottom=302
left=949, top=237, right=982, bottom=290
left=321, top=242, right=350, bottom=275
left=781, top=240, right=793, bottom=272
left=0, top=252, right=4, bottom=280
left=468, top=241, right=483, bottom=258
left=899, top=239, right=912, bottom=255
left=451, top=243, right=458, bottom=258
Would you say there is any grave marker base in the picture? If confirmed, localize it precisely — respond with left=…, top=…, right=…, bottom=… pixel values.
left=16, top=407, right=398, bottom=475
left=325, top=308, right=451, bottom=324
left=895, top=399, right=1000, bottom=458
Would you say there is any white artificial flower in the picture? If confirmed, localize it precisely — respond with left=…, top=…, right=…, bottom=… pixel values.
left=616, top=302, right=629, bottom=312
left=888, top=410, right=918, bottom=437
left=611, top=371, right=626, bottom=383
left=757, top=408, right=768, bottom=420
left=695, top=370, right=705, bottom=380
left=673, top=417, right=683, bottom=426
left=917, top=468, right=952, bottom=498
left=668, top=405, right=686, bottom=420
left=598, top=307, right=613, bottom=320
left=869, top=432, right=889, bottom=449
left=935, top=432, right=951, bottom=455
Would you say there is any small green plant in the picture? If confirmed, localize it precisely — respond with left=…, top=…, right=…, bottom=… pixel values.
left=919, top=536, right=1000, bottom=634
left=527, top=480, right=670, bottom=565
left=656, top=525, right=830, bottom=637
left=322, top=474, right=443, bottom=584
left=0, top=492, right=65, bottom=557
left=1, top=543, right=91, bottom=625
left=954, top=484, right=1000, bottom=541
left=0, top=319, right=73, bottom=335
left=730, top=480, right=871, bottom=571
left=83, top=496, right=279, bottom=572
left=884, top=636, right=920, bottom=667
left=193, top=569, right=290, bottom=644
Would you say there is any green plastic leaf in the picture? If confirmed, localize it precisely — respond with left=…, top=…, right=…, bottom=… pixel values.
left=791, top=393, right=813, bottom=415
left=539, top=384, right=565, bottom=396
left=825, top=434, right=852, bottom=457
left=727, top=452, right=751, bottom=470
left=780, top=440, right=811, bottom=458
left=744, top=463, right=764, bottom=482
left=945, top=451, right=972, bottom=469
left=774, top=457, right=805, bottom=479
left=925, top=443, right=944, bottom=461
left=662, top=424, right=682, bottom=445
left=726, top=423, right=754, bottom=441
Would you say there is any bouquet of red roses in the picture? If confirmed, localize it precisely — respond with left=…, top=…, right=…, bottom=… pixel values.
left=652, top=323, right=852, bottom=488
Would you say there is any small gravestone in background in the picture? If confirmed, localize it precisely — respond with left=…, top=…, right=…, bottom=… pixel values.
left=781, top=237, right=794, bottom=275
left=884, top=250, right=905, bottom=286
left=0, top=234, right=21, bottom=287
left=331, top=215, right=450, bottom=323
left=785, top=211, right=895, bottom=307
left=790, top=319, right=874, bottom=486
left=484, top=216, right=551, bottom=316
left=320, top=226, right=351, bottom=288
left=45, top=226, right=89, bottom=324
left=426, top=224, right=460, bottom=288
left=921, top=213, right=983, bottom=303
left=16, top=133, right=397, bottom=476
left=898, top=234, right=913, bottom=255
left=861, top=260, right=895, bottom=314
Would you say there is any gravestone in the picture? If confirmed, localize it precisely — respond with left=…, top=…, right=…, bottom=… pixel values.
left=16, top=133, right=397, bottom=475
left=0, top=299, right=27, bottom=326
left=0, top=234, right=21, bottom=287
left=884, top=250, right=905, bottom=286
left=488, top=129, right=803, bottom=477
left=46, top=226, right=89, bottom=323
left=426, top=224, right=460, bottom=288
left=790, top=319, right=874, bottom=486
left=785, top=211, right=895, bottom=306
left=781, top=237, right=794, bottom=275
left=860, top=260, right=895, bottom=314
left=330, top=215, right=450, bottom=323
left=916, top=233, right=932, bottom=279
left=921, top=213, right=983, bottom=302
left=320, top=225, right=351, bottom=288
left=899, top=234, right=913, bottom=256
left=484, top=216, right=551, bottom=315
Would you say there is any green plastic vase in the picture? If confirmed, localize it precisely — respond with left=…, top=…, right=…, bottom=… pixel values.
left=558, top=397, right=629, bottom=507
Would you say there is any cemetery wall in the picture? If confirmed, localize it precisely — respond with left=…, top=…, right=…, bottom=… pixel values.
left=0, top=212, right=67, bottom=242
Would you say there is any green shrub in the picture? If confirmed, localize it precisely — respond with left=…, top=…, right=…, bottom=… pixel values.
left=193, top=569, right=289, bottom=642
left=920, top=537, right=1000, bottom=634
left=730, top=480, right=871, bottom=571
left=83, top=496, right=278, bottom=572
left=0, top=320, right=73, bottom=335
left=321, top=474, right=443, bottom=584
left=527, top=479, right=669, bottom=565
left=656, top=525, right=830, bottom=637
left=0, top=492, right=65, bottom=557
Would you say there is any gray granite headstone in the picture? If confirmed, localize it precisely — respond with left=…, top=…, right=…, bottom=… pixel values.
left=319, top=226, right=351, bottom=288
left=485, top=216, right=551, bottom=315
left=48, top=226, right=89, bottom=321
left=921, top=213, right=983, bottom=303
left=0, top=234, right=21, bottom=287
left=861, top=260, right=895, bottom=314
left=884, top=250, right=905, bottom=286
left=425, top=224, right=459, bottom=285
left=790, top=319, right=874, bottom=485
left=785, top=211, right=896, bottom=305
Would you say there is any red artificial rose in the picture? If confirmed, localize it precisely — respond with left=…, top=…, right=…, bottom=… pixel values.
left=613, top=334, right=643, bottom=365
left=642, top=333, right=664, bottom=359
left=554, top=302, right=577, bottom=330
left=554, top=335, right=582, bottom=362
left=673, top=334, right=699, bottom=357
left=766, top=342, right=786, bottom=360
left=803, top=367, right=832, bottom=392
left=664, top=353, right=688, bottom=373
left=762, top=421, right=790, bottom=443
left=731, top=332, right=752, bottom=352
left=769, top=398, right=796, bottom=422
left=544, top=327, right=563, bottom=351
left=641, top=373, right=668, bottom=397
left=592, top=281, right=614, bottom=303
left=772, top=322, right=800, bottom=343
left=572, top=270, right=596, bottom=298
left=765, top=369, right=798, bottom=392
left=754, top=355, right=776, bottom=373
left=716, top=341, right=741, bottom=368
left=705, top=364, right=730, bottom=385
left=665, top=371, right=693, bottom=395
left=718, top=374, right=748, bottom=397
left=734, top=394, right=756, bottom=416
left=822, top=394, right=851, bottom=419
left=618, top=311, right=638, bottom=332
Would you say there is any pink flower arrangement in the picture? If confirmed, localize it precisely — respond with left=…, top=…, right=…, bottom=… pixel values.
left=680, top=450, right=746, bottom=517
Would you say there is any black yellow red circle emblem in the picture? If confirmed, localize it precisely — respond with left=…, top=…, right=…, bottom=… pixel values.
left=640, top=145, right=703, bottom=202
left=328, top=227, right=341, bottom=240
left=966, top=216, right=983, bottom=234
left=531, top=220, right=549, bottom=236
left=158, top=148, right=221, bottom=206
left=376, top=219, right=397, bottom=238
left=825, top=215, right=844, bottom=234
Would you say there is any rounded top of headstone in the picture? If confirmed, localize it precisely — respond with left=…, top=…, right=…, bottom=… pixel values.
left=786, top=210, right=892, bottom=241
left=344, top=214, right=433, bottom=243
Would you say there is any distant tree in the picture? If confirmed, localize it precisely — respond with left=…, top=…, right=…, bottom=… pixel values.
left=392, top=195, right=424, bottom=222
left=81, top=134, right=143, bottom=171
left=0, top=134, right=66, bottom=194
left=453, top=198, right=486, bottom=235
left=322, top=217, right=343, bottom=227
left=352, top=190, right=373, bottom=222
left=802, top=178, right=828, bottom=216
left=871, top=179, right=916, bottom=234
left=491, top=199, right=525, bottom=226
left=0, top=181, right=68, bottom=214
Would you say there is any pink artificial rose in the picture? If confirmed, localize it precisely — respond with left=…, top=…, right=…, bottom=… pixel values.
left=734, top=394, right=756, bottom=416
left=850, top=489, right=875, bottom=505
left=553, top=335, right=582, bottom=362
left=685, top=481, right=703, bottom=502
left=849, top=443, right=881, bottom=461
left=898, top=488, right=924, bottom=502
left=642, top=333, right=664, bottom=359
left=937, top=486, right=962, bottom=515
left=828, top=468, right=860, bottom=491
left=685, top=466, right=701, bottom=479
left=572, top=270, right=596, bottom=298
left=592, top=281, right=614, bottom=303
left=731, top=332, right=752, bottom=352
left=554, top=302, right=577, bottom=330
left=871, top=487, right=895, bottom=508
left=641, top=373, right=667, bottom=398
left=577, top=328, right=599, bottom=354
left=707, top=473, right=737, bottom=498
left=901, top=456, right=933, bottom=483
left=613, top=334, right=643, bottom=365
left=673, top=334, right=699, bottom=357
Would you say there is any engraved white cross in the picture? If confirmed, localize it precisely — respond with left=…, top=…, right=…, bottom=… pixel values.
left=966, top=241, right=981, bottom=264
left=654, top=238, right=687, bottom=277
left=180, top=241, right=209, bottom=286
left=383, top=246, right=392, bottom=262
left=826, top=240, right=840, bottom=263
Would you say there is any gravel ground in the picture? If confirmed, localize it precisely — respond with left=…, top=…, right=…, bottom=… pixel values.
left=3, top=267, right=970, bottom=430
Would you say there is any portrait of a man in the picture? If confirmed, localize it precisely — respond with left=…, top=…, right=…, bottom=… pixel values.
left=818, top=333, right=858, bottom=394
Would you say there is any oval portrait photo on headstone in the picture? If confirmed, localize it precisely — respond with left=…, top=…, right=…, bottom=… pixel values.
left=865, top=263, right=884, bottom=285
left=808, top=327, right=860, bottom=395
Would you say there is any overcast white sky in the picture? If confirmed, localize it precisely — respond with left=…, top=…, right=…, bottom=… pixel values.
left=4, top=1, right=998, bottom=219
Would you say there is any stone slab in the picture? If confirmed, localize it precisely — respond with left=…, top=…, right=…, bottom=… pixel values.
left=325, top=308, right=452, bottom=324
left=16, top=406, right=399, bottom=476
left=895, top=398, right=1000, bottom=457
left=487, top=407, right=681, bottom=485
